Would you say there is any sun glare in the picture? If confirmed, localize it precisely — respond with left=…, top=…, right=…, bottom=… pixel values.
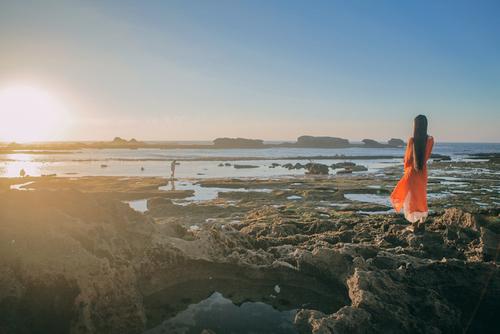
left=0, top=85, right=70, bottom=143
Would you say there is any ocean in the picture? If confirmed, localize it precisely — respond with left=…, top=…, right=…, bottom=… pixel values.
left=0, top=142, right=498, bottom=178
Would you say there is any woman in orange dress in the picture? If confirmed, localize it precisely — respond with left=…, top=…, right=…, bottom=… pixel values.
left=390, top=115, right=434, bottom=230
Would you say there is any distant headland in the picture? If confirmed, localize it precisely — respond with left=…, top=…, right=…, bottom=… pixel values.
left=0, top=136, right=406, bottom=151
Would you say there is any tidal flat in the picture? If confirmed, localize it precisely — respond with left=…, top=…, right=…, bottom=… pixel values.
left=0, top=157, right=498, bottom=333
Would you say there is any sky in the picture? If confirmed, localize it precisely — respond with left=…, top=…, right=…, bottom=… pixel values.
left=0, top=0, right=499, bottom=142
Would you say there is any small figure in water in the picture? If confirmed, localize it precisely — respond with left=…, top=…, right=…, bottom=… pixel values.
left=390, top=115, right=434, bottom=233
left=141, top=166, right=145, bottom=172
left=19, top=169, right=26, bottom=177
left=170, top=160, right=177, bottom=179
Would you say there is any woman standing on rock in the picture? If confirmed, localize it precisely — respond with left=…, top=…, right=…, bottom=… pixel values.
left=391, top=115, right=434, bottom=232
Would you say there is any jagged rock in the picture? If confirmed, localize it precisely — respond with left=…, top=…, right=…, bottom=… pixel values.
left=233, top=164, right=259, bottom=169
left=305, top=163, right=329, bottom=175
left=350, top=165, right=368, bottom=172
left=294, top=162, right=305, bottom=169
left=2, top=183, right=498, bottom=334
left=480, top=227, right=499, bottom=261
left=431, top=154, right=452, bottom=161
left=331, top=162, right=356, bottom=169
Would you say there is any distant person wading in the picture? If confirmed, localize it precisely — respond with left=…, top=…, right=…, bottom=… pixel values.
left=170, top=160, right=177, bottom=179
left=390, top=115, right=434, bottom=232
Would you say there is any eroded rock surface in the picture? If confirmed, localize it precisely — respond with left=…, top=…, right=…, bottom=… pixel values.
left=0, top=171, right=498, bottom=333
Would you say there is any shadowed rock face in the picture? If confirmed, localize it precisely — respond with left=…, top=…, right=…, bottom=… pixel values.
left=0, top=274, right=79, bottom=334
left=0, top=175, right=498, bottom=334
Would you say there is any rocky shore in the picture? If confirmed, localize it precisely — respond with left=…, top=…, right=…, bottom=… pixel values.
left=0, top=157, right=498, bottom=333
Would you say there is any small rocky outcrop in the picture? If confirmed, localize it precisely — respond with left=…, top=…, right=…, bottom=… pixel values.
left=233, top=164, right=259, bottom=169
left=331, top=162, right=356, bottom=169
left=305, top=163, right=329, bottom=175
left=331, top=162, right=367, bottom=173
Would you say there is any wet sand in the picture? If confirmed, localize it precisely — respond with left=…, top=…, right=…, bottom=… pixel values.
left=0, top=157, right=498, bottom=333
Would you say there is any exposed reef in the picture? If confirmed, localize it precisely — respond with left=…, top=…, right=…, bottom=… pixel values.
left=0, top=156, right=498, bottom=333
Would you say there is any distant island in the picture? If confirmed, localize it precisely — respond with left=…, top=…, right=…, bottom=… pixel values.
left=211, top=136, right=404, bottom=149
left=0, top=136, right=406, bottom=151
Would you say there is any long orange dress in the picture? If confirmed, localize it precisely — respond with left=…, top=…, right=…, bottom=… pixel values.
left=390, top=136, right=434, bottom=222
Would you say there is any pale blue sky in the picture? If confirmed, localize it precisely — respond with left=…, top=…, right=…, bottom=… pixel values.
left=0, top=0, right=499, bottom=141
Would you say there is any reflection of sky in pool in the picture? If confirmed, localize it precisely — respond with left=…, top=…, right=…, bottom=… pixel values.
left=124, top=199, right=148, bottom=213
left=161, top=181, right=272, bottom=203
left=344, top=193, right=391, bottom=206
left=144, top=292, right=298, bottom=334
left=9, top=181, right=35, bottom=191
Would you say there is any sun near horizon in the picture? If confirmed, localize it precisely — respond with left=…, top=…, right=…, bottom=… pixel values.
left=0, top=84, right=71, bottom=143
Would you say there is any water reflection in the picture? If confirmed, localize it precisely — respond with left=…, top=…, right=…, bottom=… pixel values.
left=124, top=199, right=148, bottom=213
left=160, top=180, right=272, bottom=203
left=2, top=153, right=38, bottom=177
left=144, top=292, right=297, bottom=334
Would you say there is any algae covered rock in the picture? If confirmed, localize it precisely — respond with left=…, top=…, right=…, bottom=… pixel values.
left=305, top=163, right=329, bottom=175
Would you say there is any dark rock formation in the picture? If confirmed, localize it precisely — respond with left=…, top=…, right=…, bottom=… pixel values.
left=213, top=138, right=265, bottom=148
left=296, top=136, right=350, bottom=148
left=331, top=162, right=356, bottom=169
left=305, top=163, right=329, bottom=175
left=233, top=164, right=259, bottom=169
left=349, top=165, right=368, bottom=172
left=431, top=154, right=452, bottom=161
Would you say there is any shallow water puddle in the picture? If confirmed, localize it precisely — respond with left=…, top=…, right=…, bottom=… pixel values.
left=10, top=181, right=34, bottom=191
left=428, top=192, right=453, bottom=199
left=124, top=199, right=148, bottom=213
left=144, top=292, right=298, bottom=334
left=344, top=193, right=391, bottom=206
left=142, top=265, right=348, bottom=334
left=287, top=195, right=302, bottom=200
left=357, top=209, right=394, bottom=215
left=160, top=180, right=271, bottom=203
left=439, top=180, right=469, bottom=187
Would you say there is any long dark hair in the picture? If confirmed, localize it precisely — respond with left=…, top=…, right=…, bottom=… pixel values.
left=413, top=115, right=428, bottom=171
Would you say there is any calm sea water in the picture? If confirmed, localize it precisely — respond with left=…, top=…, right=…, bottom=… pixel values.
left=0, top=143, right=498, bottom=178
